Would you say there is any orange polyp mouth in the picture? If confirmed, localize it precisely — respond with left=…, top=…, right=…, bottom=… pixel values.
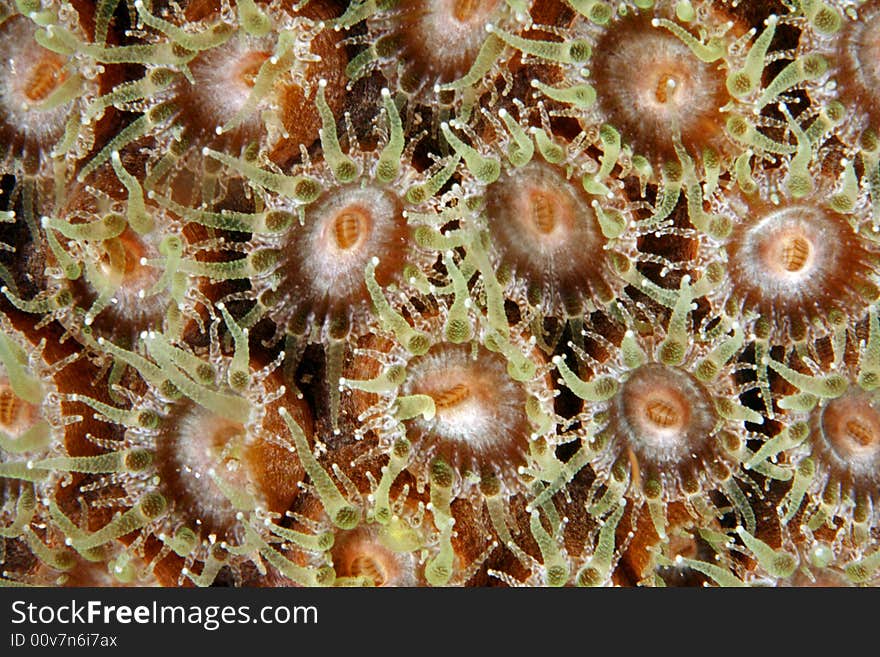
left=415, top=367, right=484, bottom=427
left=0, top=385, right=20, bottom=428
left=527, top=188, right=559, bottom=235
left=199, top=416, right=250, bottom=480
left=156, top=406, right=251, bottom=535
left=346, top=554, right=389, bottom=586
left=654, top=72, right=681, bottom=105
left=409, top=358, right=494, bottom=428
left=432, top=382, right=472, bottom=412
left=590, top=13, right=731, bottom=163
left=452, top=0, right=483, bottom=22
left=821, top=394, right=880, bottom=460
left=515, top=183, right=575, bottom=245
left=641, top=62, right=693, bottom=112
left=616, top=364, right=715, bottom=461
left=398, top=343, right=533, bottom=480
left=207, top=418, right=247, bottom=452
left=24, top=55, right=67, bottom=103
left=762, top=228, right=814, bottom=277
left=235, top=51, right=271, bottom=88
left=643, top=396, right=685, bottom=432
left=779, top=234, right=812, bottom=273
left=0, top=381, right=38, bottom=436
left=331, top=206, right=372, bottom=251
left=396, top=0, right=503, bottom=84
left=330, top=526, right=413, bottom=586
left=845, top=419, right=877, bottom=448
left=97, top=228, right=155, bottom=287
left=633, top=386, right=690, bottom=440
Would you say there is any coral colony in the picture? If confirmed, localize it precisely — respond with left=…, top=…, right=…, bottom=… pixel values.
left=1, top=0, right=880, bottom=589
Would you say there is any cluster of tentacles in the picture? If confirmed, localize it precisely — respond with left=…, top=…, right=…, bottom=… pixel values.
left=1, top=0, right=879, bottom=587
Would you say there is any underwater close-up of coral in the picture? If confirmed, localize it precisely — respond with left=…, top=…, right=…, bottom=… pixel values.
left=2, top=0, right=880, bottom=588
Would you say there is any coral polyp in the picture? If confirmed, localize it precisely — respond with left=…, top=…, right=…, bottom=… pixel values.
left=480, top=158, right=622, bottom=315
left=546, top=276, right=766, bottom=544
left=587, top=9, right=732, bottom=164
left=0, top=5, right=104, bottom=176
left=48, top=316, right=322, bottom=586
left=0, top=15, right=74, bottom=167
left=2, top=0, right=880, bottom=588
left=613, top=363, right=716, bottom=466
left=25, top=160, right=211, bottom=346
left=343, top=0, right=530, bottom=105
left=395, top=342, right=537, bottom=482
left=328, top=524, right=422, bottom=586
left=724, top=202, right=878, bottom=342
left=393, top=0, right=506, bottom=82
left=800, top=0, right=877, bottom=145
left=342, top=272, right=558, bottom=498
left=834, top=5, right=880, bottom=126
left=0, top=311, right=97, bottom=585
left=816, top=389, right=880, bottom=486
left=258, top=181, right=411, bottom=338
left=163, top=0, right=347, bottom=165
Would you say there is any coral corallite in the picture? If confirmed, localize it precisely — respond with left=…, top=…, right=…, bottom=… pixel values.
left=3, top=0, right=880, bottom=588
